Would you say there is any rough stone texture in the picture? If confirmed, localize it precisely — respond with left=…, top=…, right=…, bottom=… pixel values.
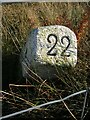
left=20, top=25, right=77, bottom=79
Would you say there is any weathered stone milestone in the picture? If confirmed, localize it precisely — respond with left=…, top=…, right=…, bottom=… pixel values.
left=20, top=25, right=77, bottom=79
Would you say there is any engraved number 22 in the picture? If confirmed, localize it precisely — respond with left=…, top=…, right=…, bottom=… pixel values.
left=47, top=34, right=70, bottom=57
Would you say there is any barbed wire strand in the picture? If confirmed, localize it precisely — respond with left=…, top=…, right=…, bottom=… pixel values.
left=0, top=89, right=87, bottom=120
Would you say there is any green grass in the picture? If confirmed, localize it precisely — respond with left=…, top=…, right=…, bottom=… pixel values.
left=2, top=2, right=89, bottom=119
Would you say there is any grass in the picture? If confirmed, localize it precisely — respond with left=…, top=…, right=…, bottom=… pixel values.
left=2, top=2, right=90, bottom=119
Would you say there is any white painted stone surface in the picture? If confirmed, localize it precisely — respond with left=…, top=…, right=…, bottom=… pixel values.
left=20, top=25, right=77, bottom=79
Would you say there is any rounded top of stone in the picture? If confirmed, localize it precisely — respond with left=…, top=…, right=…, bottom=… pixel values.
left=36, top=25, right=76, bottom=38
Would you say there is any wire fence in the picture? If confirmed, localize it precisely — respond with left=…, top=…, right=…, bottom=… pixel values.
left=1, top=89, right=89, bottom=120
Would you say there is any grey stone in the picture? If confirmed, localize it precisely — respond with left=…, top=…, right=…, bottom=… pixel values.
left=20, top=25, right=77, bottom=79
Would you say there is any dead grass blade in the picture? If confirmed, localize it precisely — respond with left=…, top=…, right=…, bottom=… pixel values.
left=1, top=91, right=35, bottom=107
left=60, top=95, right=77, bottom=120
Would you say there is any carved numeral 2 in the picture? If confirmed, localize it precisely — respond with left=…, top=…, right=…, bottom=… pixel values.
left=47, top=34, right=57, bottom=56
left=61, top=36, right=70, bottom=57
left=47, top=34, right=70, bottom=57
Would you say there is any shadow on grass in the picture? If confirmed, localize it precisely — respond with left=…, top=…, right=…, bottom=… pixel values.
left=2, top=54, right=21, bottom=90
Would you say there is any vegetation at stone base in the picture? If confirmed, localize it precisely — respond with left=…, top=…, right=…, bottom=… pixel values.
left=2, top=2, right=90, bottom=119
